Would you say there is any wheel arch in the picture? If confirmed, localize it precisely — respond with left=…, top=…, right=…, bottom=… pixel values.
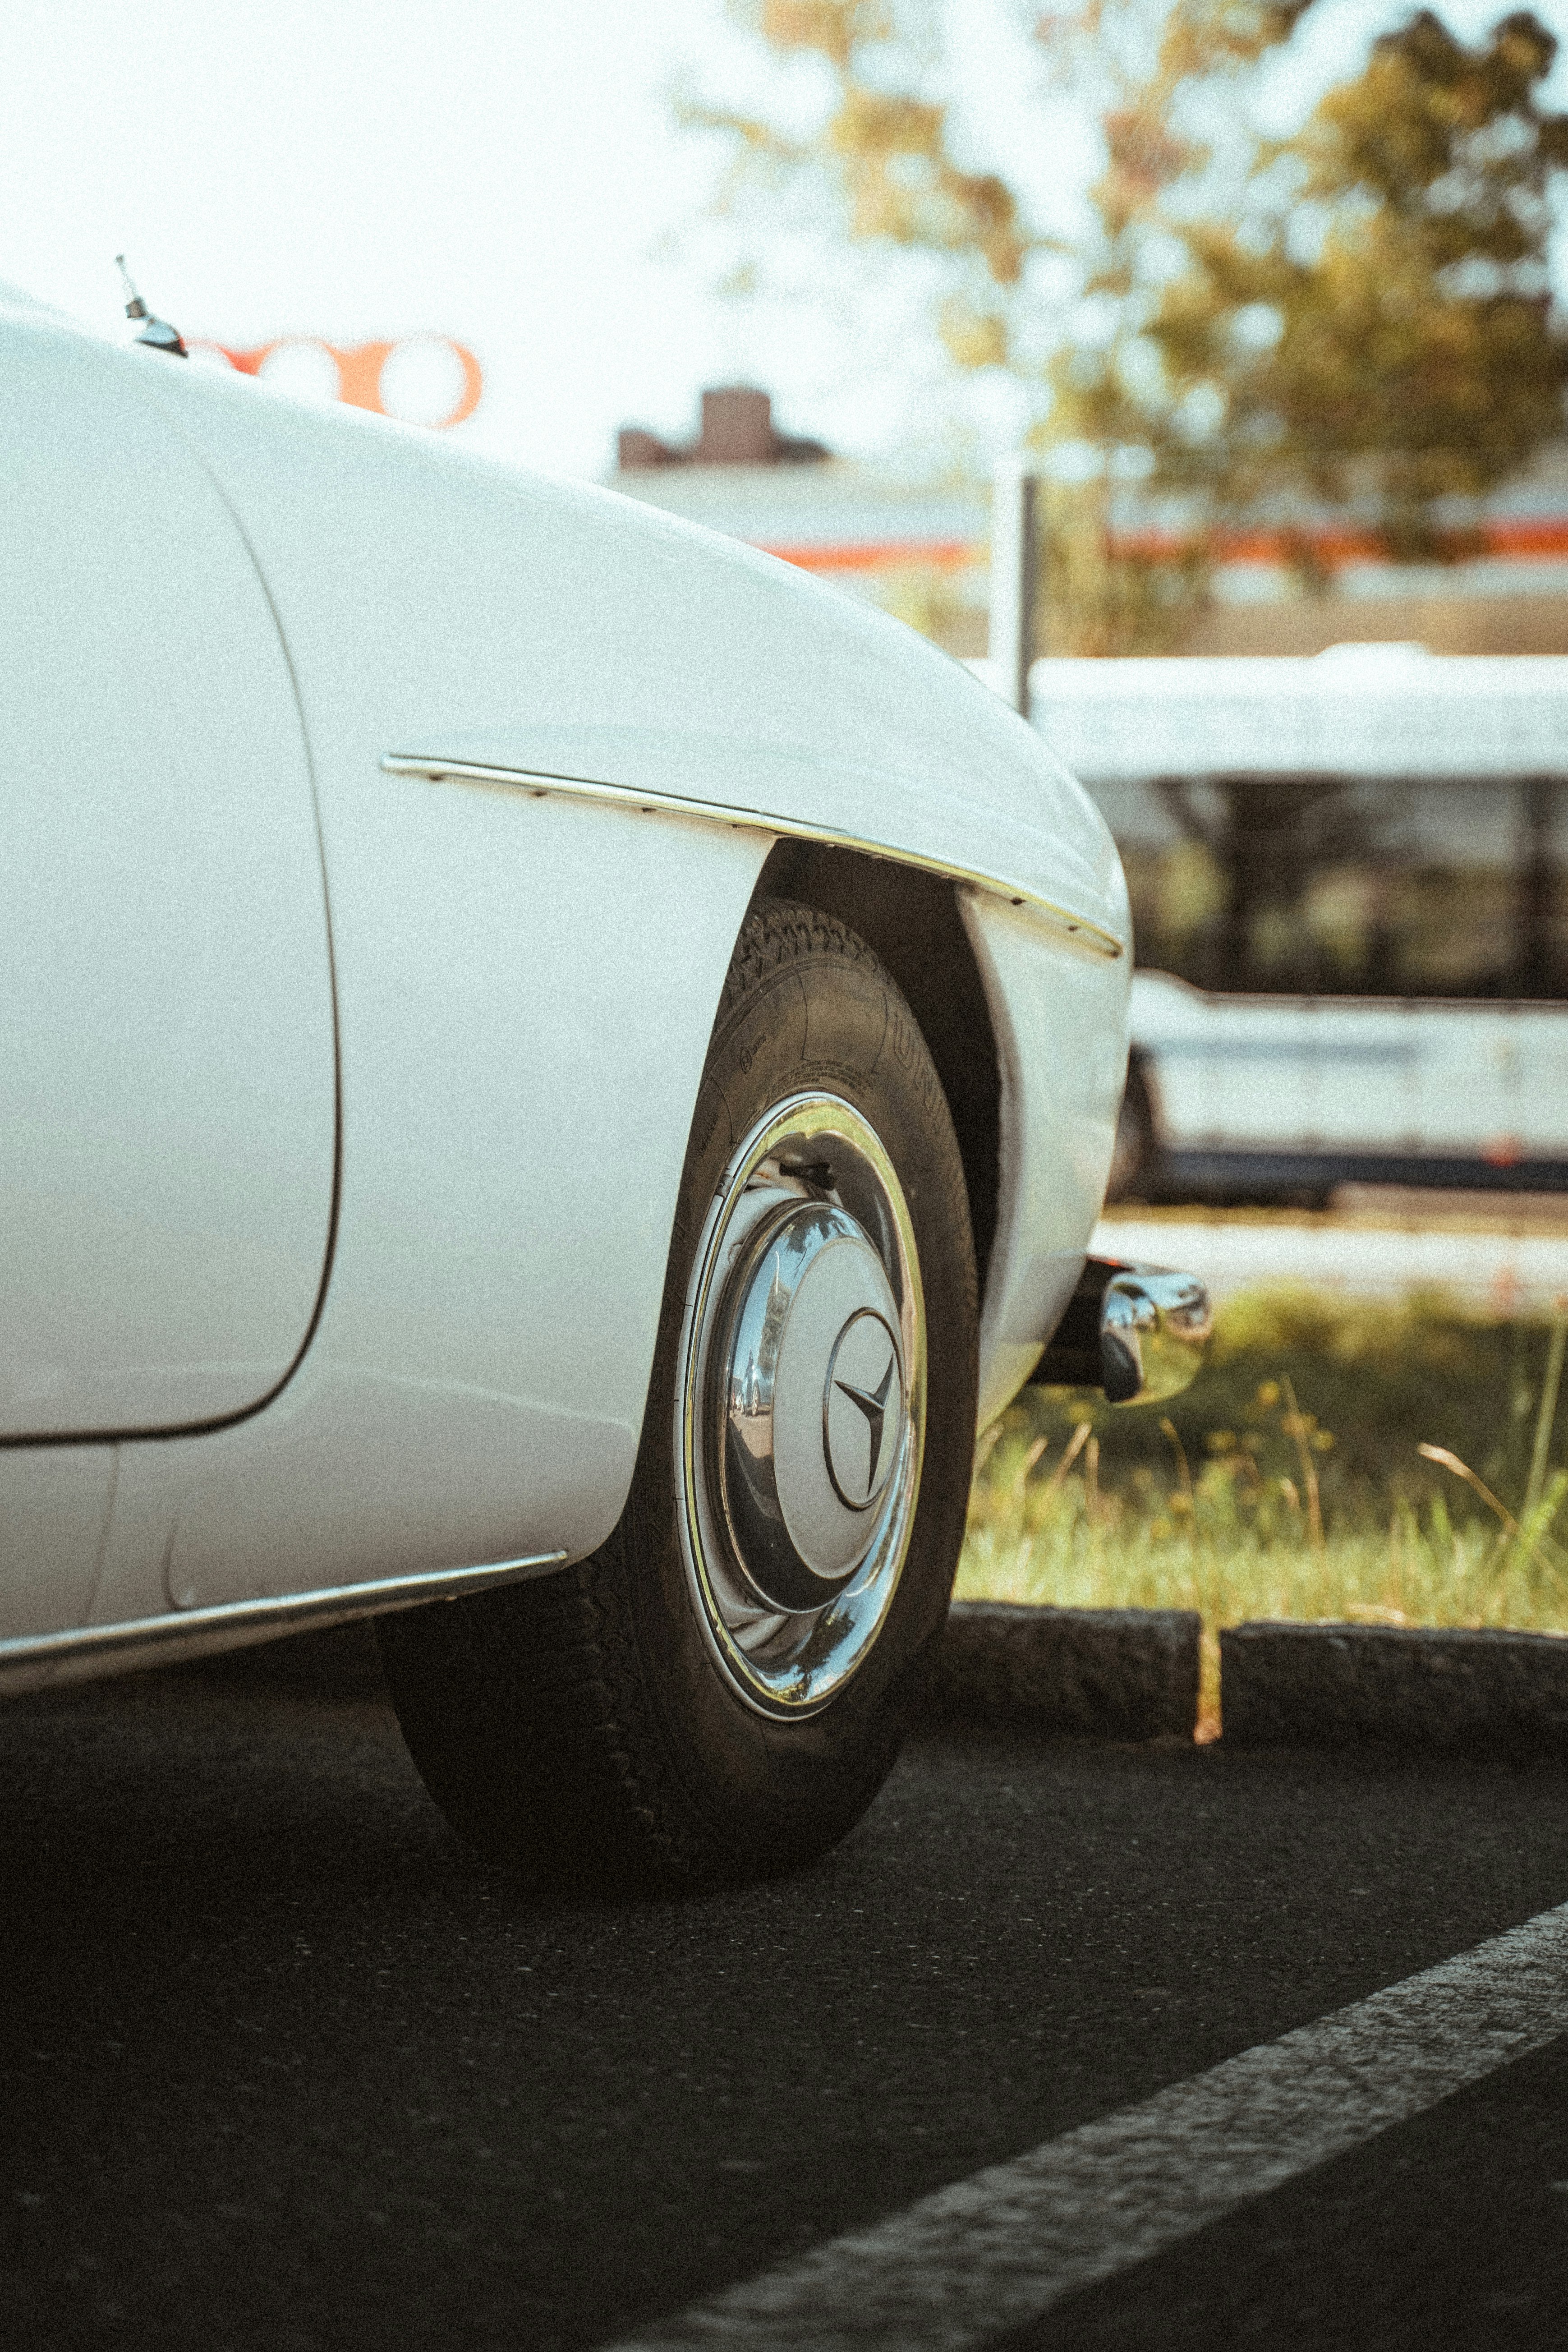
left=1103, top=1045, right=1162, bottom=1206
left=1127, top=1040, right=1163, bottom=1130
left=751, top=840, right=1002, bottom=1299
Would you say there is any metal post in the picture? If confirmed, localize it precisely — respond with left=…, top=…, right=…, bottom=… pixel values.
left=1517, top=774, right=1555, bottom=996
left=989, top=456, right=1038, bottom=718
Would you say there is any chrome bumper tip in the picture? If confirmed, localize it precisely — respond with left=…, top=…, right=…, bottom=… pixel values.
left=1031, top=1257, right=1213, bottom=1407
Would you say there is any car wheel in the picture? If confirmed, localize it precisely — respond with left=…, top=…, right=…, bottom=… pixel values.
left=378, top=898, right=980, bottom=1892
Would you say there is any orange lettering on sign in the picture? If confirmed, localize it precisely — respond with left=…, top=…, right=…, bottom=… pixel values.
left=190, top=338, right=483, bottom=429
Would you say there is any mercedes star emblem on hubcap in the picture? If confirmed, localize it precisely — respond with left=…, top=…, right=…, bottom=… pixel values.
left=823, top=1309, right=901, bottom=1511
left=681, top=1093, right=926, bottom=1716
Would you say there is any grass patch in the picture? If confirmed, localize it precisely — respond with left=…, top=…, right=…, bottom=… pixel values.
left=958, top=1288, right=1568, bottom=1737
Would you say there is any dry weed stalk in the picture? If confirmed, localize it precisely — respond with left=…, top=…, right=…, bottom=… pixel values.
left=1280, top=1376, right=1323, bottom=1552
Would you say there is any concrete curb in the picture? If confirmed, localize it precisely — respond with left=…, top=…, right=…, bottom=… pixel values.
left=151, top=1606, right=1568, bottom=1760
left=931, top=1600, right=1201, bottom=1743
left=1221, top=1620, right=1568, bottom=1757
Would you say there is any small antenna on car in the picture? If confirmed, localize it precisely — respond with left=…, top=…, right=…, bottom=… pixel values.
left=115, top=253, right=188, bottom=358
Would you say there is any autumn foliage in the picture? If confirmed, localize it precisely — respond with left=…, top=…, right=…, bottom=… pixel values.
left=699, top=2, right=1568, bottom=649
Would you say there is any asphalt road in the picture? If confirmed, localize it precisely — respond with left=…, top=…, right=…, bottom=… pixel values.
left=4, top=1625, right=1568, bottom=2351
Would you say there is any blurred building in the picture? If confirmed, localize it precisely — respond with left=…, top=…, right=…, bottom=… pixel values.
left=610, top=388, right=989, bottom=644
left=617, top=385, right=830, bottom=470
left=1183, top=446, right=1568, bottom=658
left=609, top=390, right=1568, bottom=658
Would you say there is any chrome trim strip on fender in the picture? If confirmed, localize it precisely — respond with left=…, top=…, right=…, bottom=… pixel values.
left=0, top=1548, right=570, bottom=1695
left=382, top=754, right=1125, bottom=958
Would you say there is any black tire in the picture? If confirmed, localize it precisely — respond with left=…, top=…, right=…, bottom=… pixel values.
left=378, top=898, right=979, bottom=1892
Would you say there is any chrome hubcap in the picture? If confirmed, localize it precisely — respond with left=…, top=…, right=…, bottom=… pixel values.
left=677, top=1093, right=927, bottom=1717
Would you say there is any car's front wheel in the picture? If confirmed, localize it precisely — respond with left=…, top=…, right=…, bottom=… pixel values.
left=378, top=898, right=979, bottom=1891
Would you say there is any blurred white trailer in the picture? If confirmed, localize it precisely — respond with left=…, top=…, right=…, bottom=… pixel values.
left=1028, top=646, right=1568, bottom=1201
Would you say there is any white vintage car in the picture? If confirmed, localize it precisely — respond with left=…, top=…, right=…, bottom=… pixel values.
left=0, top=281, right=1202, bottom=1888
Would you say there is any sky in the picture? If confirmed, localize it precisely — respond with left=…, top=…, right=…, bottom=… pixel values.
left=3, top=0, right=1565, bottom=482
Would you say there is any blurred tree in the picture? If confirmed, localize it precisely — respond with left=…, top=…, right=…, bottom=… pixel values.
left=695, top=3, right=1568, bottom=650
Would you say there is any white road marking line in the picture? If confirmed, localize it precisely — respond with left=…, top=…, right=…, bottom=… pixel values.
left=606, top=1900, right=1568, bottom=2352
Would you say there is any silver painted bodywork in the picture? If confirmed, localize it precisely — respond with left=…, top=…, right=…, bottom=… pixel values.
left=0, top=285, right=1129, bottom=1684
left=1, top=325, right=336, bottom=1439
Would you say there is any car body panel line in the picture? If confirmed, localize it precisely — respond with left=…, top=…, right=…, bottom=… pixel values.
left=0, top=320, right=341, bottom=1451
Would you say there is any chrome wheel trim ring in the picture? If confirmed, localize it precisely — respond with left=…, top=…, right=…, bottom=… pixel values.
left=675, top=1091, right=928, bottom=1719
